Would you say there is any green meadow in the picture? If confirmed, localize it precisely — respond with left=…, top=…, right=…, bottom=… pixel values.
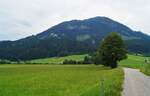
left=120, top=54, right=150, bottom=75
left=0, top=54, right=150, bottom=96
left=28, top=54, right=87, bottom=64
left=119, top=54, right=146, bottom=68
left=29, top=54, right=150, bottom=76
left=0, top=65, right=123, bottom=96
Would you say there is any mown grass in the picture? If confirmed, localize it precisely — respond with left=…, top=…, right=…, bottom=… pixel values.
left=28, top=54, right=87, bottom=64
left=0, top=65, right=123, bottom=96
left=120, top=54, right=150, bottom=76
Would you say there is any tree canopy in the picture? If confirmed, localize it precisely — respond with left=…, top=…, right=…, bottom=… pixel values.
left=95, top=32, right=127, bottom=68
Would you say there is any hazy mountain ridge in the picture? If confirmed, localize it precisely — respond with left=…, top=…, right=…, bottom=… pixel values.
left=0, top=16, right=150, bottom=60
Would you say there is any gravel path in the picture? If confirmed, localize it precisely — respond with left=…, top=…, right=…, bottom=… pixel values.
left=122, top=68, right=150, bottom=96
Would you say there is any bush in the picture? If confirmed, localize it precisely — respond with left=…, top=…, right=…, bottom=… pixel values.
left=63, top=56, right=93, bottom=65
left=83, top=56, right=93, bottom=64
left=63, top=59, right=77, bottom=64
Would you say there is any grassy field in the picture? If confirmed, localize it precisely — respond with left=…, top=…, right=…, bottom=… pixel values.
left=25, top=54, right=150, bottom=76
left=120, top=54, right=150, bottom=75
left=119, top=54, right=146, bottom=68
left=1, top=54, right=149, bottom=96
left=0, top=65, right=123, bottom=96
left=28, top=54, right=87, bottom=64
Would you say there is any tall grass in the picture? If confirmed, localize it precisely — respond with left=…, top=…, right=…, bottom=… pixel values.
left=0, top=65, right=123, bottom=96
left=141, top=64, right=150, bottom=76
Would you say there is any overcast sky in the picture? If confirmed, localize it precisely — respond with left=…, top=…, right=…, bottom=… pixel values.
left=0, top=0, right=150, bottom=41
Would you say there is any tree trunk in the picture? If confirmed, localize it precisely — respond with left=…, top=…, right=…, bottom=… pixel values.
left=110, top=61, right=117, bottom=68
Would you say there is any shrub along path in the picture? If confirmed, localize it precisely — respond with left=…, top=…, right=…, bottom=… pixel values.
left=122, top=68, right=150, bottom=96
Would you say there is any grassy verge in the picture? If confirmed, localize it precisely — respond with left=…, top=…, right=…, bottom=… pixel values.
left=141, top=64, right=150, bottom=76
left=0, top=64, right=123, bottom=96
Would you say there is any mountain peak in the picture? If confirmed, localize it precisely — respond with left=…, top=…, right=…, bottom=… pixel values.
left=37, top=16, right=150, bottom=40
left=85, top=16, right=113, bottom=22
left=88, top=16, right=110, bottom=20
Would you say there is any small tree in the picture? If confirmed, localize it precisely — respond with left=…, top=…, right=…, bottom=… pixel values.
left=83, top=56, right=93, bottom=64
left=92, top=52, right=102, bottom=65
left=96, top=32, right=127, bottom=68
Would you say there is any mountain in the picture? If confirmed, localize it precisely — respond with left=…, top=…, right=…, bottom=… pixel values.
left=0, top=16, right=150, bottom=60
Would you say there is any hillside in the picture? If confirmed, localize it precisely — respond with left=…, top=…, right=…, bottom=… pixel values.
left=0, top=16, right=150, bottom=60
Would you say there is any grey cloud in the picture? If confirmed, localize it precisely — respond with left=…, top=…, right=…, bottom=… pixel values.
left=0, top=0, right=150, bottom=40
